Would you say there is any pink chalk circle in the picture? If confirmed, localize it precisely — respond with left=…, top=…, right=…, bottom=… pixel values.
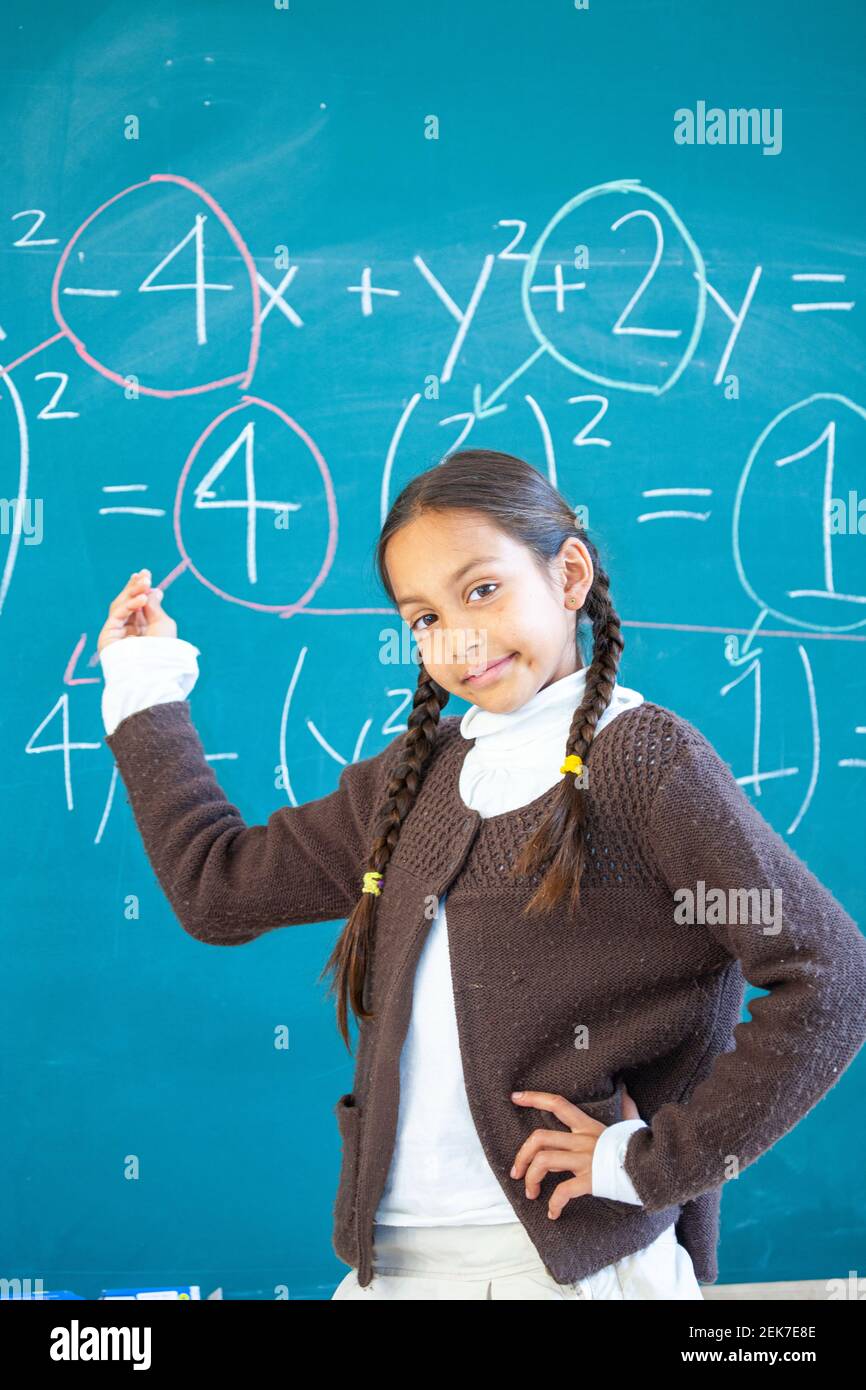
left=50, top=173, right=260, bottom=397
left=173, top=395, right=338, bottom=615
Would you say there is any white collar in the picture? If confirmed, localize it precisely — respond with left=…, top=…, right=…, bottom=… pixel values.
left=459, top=665, right=644, bottom=763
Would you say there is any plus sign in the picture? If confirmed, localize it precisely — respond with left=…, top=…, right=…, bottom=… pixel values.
left=347, top=267, right=401, bottom=316
left=530, top=264, right=586, bottom=313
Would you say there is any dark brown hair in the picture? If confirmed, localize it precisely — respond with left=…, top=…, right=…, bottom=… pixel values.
left=320, top=448, right=624, bottom=1050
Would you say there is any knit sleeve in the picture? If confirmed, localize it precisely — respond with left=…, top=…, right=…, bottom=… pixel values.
left=622, top=719, right=866, bottom=1213
left=105, top=699, right=398, bottom=945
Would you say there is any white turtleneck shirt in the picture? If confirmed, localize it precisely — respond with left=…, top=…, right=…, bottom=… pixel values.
left=99, top=637, right=704, bottom=1298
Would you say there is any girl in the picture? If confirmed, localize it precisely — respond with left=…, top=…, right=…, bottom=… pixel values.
left=98, top=449, right=866, bottom=1301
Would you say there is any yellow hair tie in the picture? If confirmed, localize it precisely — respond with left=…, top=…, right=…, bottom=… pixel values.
left=560, top=754, right=584, bottom=775
left=362, top=870, right=383, bottom=896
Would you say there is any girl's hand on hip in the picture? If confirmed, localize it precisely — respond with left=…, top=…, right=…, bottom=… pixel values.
left=97, top=569, right=178, bottom=653
left=509, top=1082, right=641, bottom=1219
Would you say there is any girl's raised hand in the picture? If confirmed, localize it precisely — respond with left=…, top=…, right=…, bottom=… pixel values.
left=97, top=569, right=177, bottom=653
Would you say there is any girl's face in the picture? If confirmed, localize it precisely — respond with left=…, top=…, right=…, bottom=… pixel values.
left=385, top=509, right=594, bottom=713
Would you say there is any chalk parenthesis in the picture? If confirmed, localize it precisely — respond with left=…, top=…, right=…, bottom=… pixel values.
left=0, top=365, right=29, bottom=620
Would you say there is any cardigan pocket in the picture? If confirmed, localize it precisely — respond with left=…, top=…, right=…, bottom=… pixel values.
left=332, top=1092, right=362, bottom=1267
left=572, top=1081, right=632, bottom=1213
left=571, top=1080, right=624, bottom=1129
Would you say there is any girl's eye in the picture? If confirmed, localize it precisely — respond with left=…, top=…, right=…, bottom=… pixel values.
left=409, top=584, right=498, bottom=633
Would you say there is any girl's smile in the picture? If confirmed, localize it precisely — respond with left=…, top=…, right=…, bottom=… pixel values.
left=464, top=651, right=517, bottom=688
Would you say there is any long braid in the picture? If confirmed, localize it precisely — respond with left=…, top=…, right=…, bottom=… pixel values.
left=513, top=552, right=624, bottom=916
left=318, top=664, right=449, bottom=1051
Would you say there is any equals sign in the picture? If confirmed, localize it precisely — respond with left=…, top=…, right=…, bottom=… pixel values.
left=637, top=488, right=712, bottom=523
left=791, top=273, right=854, bottom=312
left=838, top=725, right=866, bottom=771
left=99, top=484, right=165, bottom=517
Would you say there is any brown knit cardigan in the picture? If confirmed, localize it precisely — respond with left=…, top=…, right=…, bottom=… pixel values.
left=105, top=698, right=866, bottom=1289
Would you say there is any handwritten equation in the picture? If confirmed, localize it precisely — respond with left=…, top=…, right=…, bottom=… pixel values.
left=1, top=175, right=863, bottom=840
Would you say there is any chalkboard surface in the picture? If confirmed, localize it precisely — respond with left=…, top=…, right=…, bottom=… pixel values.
left=1, top=0, right=864, bottom=1298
